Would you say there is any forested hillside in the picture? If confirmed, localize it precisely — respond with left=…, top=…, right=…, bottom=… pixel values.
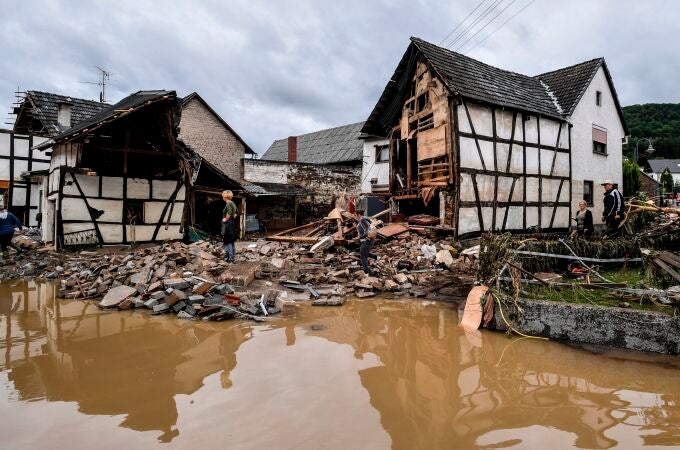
left=623, top=103, right=680, bottom=159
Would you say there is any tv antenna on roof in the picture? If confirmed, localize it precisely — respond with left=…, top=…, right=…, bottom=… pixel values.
left=79, top=66, right=110, bottom=102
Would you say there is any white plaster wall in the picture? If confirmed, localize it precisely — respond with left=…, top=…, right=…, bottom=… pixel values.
left=361, top=138, right=389, bottom=193
left=243, top=160, right=288, bottom=184
left=649, top=171, right=680, bottom=184
left=127, top=178, right=150, bottom=199
left=570, top=66, right=625, bottom=220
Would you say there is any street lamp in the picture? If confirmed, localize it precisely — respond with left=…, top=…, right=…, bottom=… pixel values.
left=634, top=137, right=655, bottom=163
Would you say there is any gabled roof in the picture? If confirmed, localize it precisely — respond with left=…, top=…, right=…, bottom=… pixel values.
left=182, top=92, right=255, bottom=155
left=411, top=37, right=562, bottom=118
left=261, top=122, right=365, bottom=164
left=14, top=90, right=110, bottom=136
left=34, top=90, right=176, bottom=150
left=536, top=58, right=629, bottom=134
left=646, top=159, right=680, bottom=174
left=362, top=37, right=564, bottom=136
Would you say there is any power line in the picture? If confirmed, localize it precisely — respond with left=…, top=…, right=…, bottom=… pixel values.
left=454, top=0, right=518, bottom=53
left=445, top=0, right=505, bottom=49
left=439, top=0, right=488, bottom=45
left=464, top=0, right=538, bottom=54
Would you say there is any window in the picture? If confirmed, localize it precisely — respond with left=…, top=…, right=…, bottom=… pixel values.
left=126, top=200, right=145, bottom=224
left=375, top=144, right=389, bottom=163
left=417, top=92, right=429, bottom=112
left=596, top=90, right=602, bottom=106
left=592, top=125, right=607, bottom=155
left=583, top=181, right=593, bottom=206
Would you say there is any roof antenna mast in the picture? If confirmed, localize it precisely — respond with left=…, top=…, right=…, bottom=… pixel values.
left=79, top=66, right=110, bottom=102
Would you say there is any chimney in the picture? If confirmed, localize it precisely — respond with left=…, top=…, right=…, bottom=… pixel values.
left=287, top=136, right=297, bottom=163
left=57, top=101, right=72, bottom=128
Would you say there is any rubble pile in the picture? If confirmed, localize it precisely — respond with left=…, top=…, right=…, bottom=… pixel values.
left=0, top=228, right=474, bottom=322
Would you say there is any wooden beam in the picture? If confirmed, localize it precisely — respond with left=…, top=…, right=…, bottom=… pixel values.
left=123, top=129, right=130, bottom=175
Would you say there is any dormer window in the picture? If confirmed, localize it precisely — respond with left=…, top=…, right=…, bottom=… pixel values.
left=596, top=90, right=602, bottom=106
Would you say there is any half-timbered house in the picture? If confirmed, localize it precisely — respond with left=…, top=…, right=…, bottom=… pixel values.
left=33, top=90, right=192, bottom=248
left=3, top=91, right=108, bottom=226
left=362, top=37, right=625, bottom=238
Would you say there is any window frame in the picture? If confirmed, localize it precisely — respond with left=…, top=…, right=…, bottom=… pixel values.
left=593, top=141, right=607, bottom=155
left=583, top=180, right=594, bottom=206
left=375, top=144, right=389, bottom=163
left=596, top=90, right=602, bottom=106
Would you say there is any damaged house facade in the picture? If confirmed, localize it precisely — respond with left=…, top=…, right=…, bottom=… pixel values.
left=2, top=91, right=108, bottom=226
left=363, top=37, right=626, bottom=238
left=243, top=122, right=363, bottom=229
left=34, top=90, right=191, bottom=247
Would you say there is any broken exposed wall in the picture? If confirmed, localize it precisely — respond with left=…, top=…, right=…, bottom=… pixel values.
left=244, top=159, right=361, bottom=223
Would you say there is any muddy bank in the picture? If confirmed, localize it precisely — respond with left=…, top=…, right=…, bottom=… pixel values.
left=488, top=298, right=680, bottom=355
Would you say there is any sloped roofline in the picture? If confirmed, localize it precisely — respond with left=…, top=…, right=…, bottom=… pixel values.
left=182, top=92, right=255, bottom=155
left=536, top=58, right=629, bottom=134
left=34, top=90, right=176, bottom=150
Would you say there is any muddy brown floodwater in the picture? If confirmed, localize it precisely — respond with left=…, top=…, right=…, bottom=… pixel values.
left=0, top=281, right=679, bottom=450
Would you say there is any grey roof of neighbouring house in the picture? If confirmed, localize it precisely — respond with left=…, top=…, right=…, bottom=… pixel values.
left=535, top=58, right=628, bottom=133
left=34, top=90, right=176, bottom=150
left=647, top=159, right=680, bottom=174
left=261, top=122, right=365, bottom=164
left=14, top=90, right=110, bottom=136
left=241, top=181, right=311, bottom=197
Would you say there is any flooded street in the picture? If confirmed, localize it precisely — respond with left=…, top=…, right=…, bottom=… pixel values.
left=0, top=280, right=678, bottom=449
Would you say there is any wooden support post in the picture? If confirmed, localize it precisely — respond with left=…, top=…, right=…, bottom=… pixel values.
left=406, top=139, right=412, bottom=190
left=123, top=129, right=130, bottom=175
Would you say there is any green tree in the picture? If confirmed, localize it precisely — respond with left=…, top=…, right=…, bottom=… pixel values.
left=622, top=159, right=641, bottom=195
left=660, top=168, right=674, bottom=192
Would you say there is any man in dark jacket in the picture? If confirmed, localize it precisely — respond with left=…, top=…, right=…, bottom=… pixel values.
left=355, top=209, right=376, bottom=273
left=601, top=180, right=621, bottom=237
left=0, top=205, right=21, bottom=256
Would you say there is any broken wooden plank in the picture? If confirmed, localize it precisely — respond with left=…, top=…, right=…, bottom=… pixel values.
left=653, top=258, right=680, bottom=283
left=515, top=250, right=642, bottom=263
left=377, top=223, right=409, bottom=238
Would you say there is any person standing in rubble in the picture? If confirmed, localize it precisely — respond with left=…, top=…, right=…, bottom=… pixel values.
left=572, top=200, right=593, bottom=238
left=221, top=190, right=239, bottom=263
left=0, top=202, right=21, bottom=258
left=355, top=209, right=377, bottom=274
left=601, top=180, right=621, bottom=238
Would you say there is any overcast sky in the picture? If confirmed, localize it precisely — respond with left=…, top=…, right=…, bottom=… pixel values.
left=2, top=0, right=678, bottom=153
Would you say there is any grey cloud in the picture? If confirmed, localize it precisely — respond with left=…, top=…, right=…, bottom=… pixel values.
left=2, top=0, right=678, bottom=152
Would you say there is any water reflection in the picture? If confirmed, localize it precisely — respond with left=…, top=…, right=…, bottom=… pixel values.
left=0, top=280, right=679, bottom=449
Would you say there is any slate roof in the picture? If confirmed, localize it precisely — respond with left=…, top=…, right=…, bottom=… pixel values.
left=411, top=37, right=561, bottom=119
left=241, top=181, right=311, bottom=197
left=362, top=37, right=628, bottom=136
left=535, top=59, right=602, bottom=116
left=261, top=122, right=365, bottom=164
left=15, top=90, right=110, bottom=136
left=535, top=58, right=628, bottom=133
left=34, top=90, right=176, bottom=150
left=647, top=159, right=680, bottom=174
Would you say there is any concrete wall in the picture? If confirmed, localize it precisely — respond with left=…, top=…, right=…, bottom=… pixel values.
left=489, top=298, right=680, bottom=355
left=361, top=137, right=390, bottom=193
left=570, top=67, right=626, bottom=221
left=180, top=97, right=247, bottom=180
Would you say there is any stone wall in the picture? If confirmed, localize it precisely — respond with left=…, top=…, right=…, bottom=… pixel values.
left=244, top=159, right=362, bottom=223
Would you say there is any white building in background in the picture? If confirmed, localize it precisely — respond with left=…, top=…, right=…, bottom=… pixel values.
left=645, top=159, right=680, bottom=185
left=537, top=59, right=628, bottom=221
left=360, top=136, right=390, bottom=193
